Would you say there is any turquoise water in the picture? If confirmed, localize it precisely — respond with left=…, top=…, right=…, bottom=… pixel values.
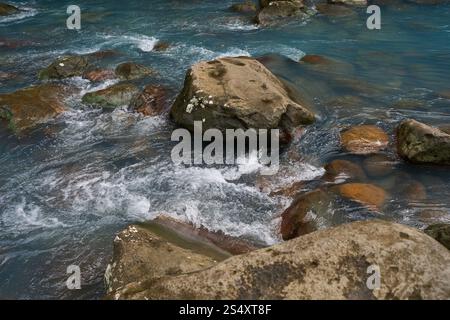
left=1, top=0, right=450, bottom=299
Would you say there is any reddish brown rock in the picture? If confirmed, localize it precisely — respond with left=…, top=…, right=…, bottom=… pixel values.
left=400, top=180, right=427, bottom=202
left=129, top=85, right=167, bottom=116
left=82, top=69, right=116, bottom=82
left=341, top=125, right=389, bottom=155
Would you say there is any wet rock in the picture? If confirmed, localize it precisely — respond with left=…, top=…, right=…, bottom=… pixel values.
left=397, top=119, right=450, bottom=165
left=333, top=183, right=387, bottom=210
left=269, top=180, right=304, bottom=198
left=85, top=50, right=118, bottom=60
left=115, top=62, right=155, bottom=80
left=328, top=0, right=367, bottom=5
left=230, top=1, right=258, bottom=13
left=256, top=0, right=309, bottom=26
left=400, top=180, right=427, bottom=202
left=425, top=224, right=450, bottom=250
left=316, top=3, right=357, bottom=17
left=0, top=2, right=19, bottom=16
left=362, top=154, right=396, bottom=177
left=0, top=84, right=70, bottom=132
left=39, top=55, right=90, bottom=80
left=419, top=210, right=448, bottom=223
left=324, top=159, right=367, bottom=182
left=281, top=189, right=333, bottom=240
left=341, top=125, right=389, bottom=155
left=152, top=215, right=262, bottom=255
left=82, top=69, right=116, bottom=82
left=153, top=41, right=170, bottom=52
left=104, top=224, right=220, bottom=296
left=82, top=83, right=139, bottom=108
left=129, top=85, right=167, bottom=116
left=107, top=220, right=450, bottom=300
left=170, top=56, right=315, bottom=132
left=438, top=124, right=450, bottom=135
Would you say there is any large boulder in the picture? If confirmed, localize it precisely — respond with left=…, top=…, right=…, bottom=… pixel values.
left=0, top=2, right=19, bottom=16
left=256, top=0, right=309, bottom=26
left=82, top=83, right=139, bottom=108
left=0, top=84, right=69, bottom=132
left=170, top=56, right=315, bottom=132
left=397, top=119, right=450, bottom=165
left=107, top=220, right=450, bottom=300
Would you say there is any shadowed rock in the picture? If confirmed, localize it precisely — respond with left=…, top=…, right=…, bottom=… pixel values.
left=82, top=83, right=139, bottom=108
left=106, top=220, right=450, bottom=300
left=115, top=62, right=155, bottom=80
left=0, top=2, right=19, bottom=16
left=397, top=119, right=450, bottom=165
left=129, top=85, right=167, bottom=116
left=425, top=224, right=450, bottom=250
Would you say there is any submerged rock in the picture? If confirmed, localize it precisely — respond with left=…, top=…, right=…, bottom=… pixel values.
left=315, top=3, right=357, bottom=17
left=82, top=83, right=139, bottom=108
left=328, top=0, right=367, bottom=5
left=256, top=0, right=309, bottom=26
left=324, top=159, right=367, bottom=182
left=425, top=224, right=450, bottom=250
left=129, top=84, right=167, bottom=116
left=170, top=56, right=315, bottom=132
left=230, top=1, right=258, bottom=13
left=115, top=62, right=155, bottom=80
left=281, top=189, right=333, bottom=240
left=397, top=119, right=450, bottom=165
left=0, top=84, right=69, bottom=132
left=341, top=125, right=389, bottom=155
left=0, top=2, right=19, bottom=16
left=107, top=220, right=450, bottom=300
left=39, top=55, right=90, bottom=80
left=333, top=183, right=387, bottom=210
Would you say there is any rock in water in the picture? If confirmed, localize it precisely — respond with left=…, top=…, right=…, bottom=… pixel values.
left=82, top=83, right=139, bottom=108
left=230, top=2, right=258, bottom=13
left=115, top=62, right=155, bottom=80
left=341, top=125, right=389, bottom=154
left=0, top=2, right=19, bottom=16
left=281, top=189, right=333, bottom=240
left=328, top=0, right=367, bottom=5
left=324, top=159, right=367, bottom=182
left=256, top=0, right=309, bottom=26
left=107, top=220, right=450, bottom=300
left=170, top=56, right=315, bottom=132
left=104, top=224, right=221, bottom=296
left=39, top=55, right=90, bottom=80
left=0, top=84, right=69, bottom=132
left=333, top=183, right=387, bottom=210
left=129, top=85, right=166, bottom=116
left=425, top=224, right=450, bottom=250
left=397, top=119, right=450, bottom=165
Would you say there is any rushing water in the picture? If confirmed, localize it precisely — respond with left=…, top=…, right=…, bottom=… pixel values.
left=1, top=0, right=450, bottom=299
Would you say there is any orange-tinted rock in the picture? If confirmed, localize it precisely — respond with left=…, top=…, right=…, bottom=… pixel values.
left=300, top=54, right=331, bottom=65
left=335, top=183, right=387, bottom=210
left=129, top=85, right=167, bottom=116
left=324, top=159, right=366, bottom=182
left=281, top=189, right=332, bottom=240
left=362, top=154, right=396, bottom=177
left=401, top=180, right=427, bottom=202
left=82, top=69, right=116, bottom=82
left=341, top=125, right=389, bottom=154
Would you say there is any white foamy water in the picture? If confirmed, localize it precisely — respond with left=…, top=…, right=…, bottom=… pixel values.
left=100, top=34, right=159, bottom=52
